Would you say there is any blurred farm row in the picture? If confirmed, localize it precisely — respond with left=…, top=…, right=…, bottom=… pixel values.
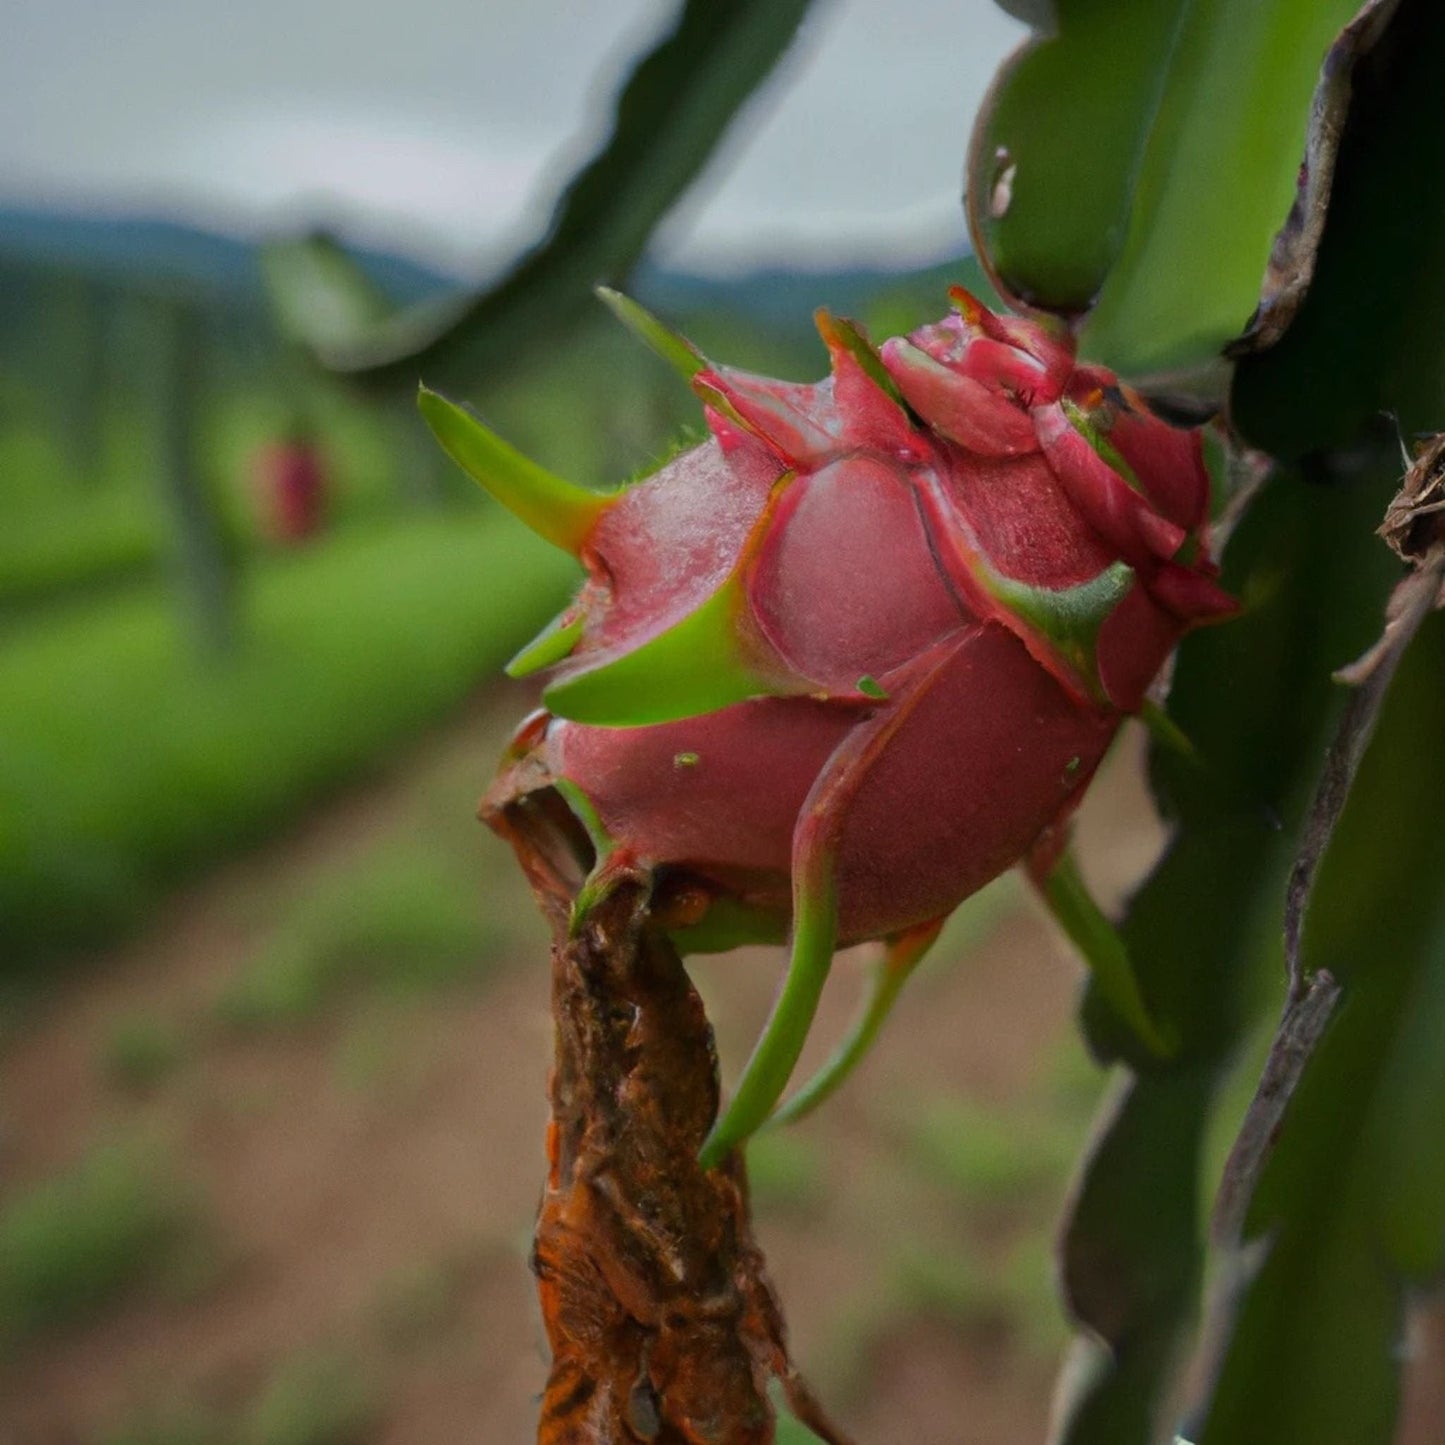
left=1, top=207, right=975, bottom=971
left=0, top=209, right=1091, bottom=1445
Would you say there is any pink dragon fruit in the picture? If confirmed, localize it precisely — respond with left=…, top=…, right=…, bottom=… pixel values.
left=420, top=287, right=1234, bottom=1164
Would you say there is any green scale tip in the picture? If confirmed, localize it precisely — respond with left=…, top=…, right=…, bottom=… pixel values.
left=417, top=385, right=609, bottom=556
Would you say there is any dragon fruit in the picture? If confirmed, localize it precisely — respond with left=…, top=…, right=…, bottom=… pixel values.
left=420, top=287, right=1234, bottom=1165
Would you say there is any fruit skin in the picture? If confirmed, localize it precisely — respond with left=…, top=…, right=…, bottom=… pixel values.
left=426, top=287, right=1235, bottom=1157
left=546, top=629, right=1117, bottom=947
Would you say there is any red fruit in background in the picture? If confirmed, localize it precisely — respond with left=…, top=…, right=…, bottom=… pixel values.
left=256, top=439, right=327, bottom=543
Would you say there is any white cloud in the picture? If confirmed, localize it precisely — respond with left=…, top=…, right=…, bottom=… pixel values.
left=654, top=0, right=1028, bottom=271
left=153, top=106, right=558, bottom=274
left=0, top=0, right=1028, bottom=274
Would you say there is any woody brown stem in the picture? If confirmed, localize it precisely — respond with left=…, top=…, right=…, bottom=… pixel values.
left=485, top=789, right=854, bottom=1445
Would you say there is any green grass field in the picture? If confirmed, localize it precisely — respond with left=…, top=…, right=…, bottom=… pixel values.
left=0, top=510, right=574, bottom=965
left=0, top=264, right=974, bottom=973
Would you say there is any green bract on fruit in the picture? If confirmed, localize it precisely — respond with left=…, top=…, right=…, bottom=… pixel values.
left=420, top=288, right=1236, bottom=1165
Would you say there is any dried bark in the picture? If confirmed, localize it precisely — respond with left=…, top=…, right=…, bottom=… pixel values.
left=485, top=765, right=852, bottom=1445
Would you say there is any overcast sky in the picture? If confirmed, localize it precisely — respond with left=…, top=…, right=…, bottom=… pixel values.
left=3, top=0, right=1027, bottom=276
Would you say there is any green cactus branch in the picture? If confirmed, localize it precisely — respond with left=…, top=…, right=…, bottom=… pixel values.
left=1054, top=466, right=1404, bottom=1444
left=263, top=0, right=818, bottom=393
left=1195, top=609, right=1445, bottom=1445
left=972, top=0, right=1393, bottom=395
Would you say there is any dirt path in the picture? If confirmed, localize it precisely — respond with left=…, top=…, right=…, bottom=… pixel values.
left=6, top=701, right=1419, bottom=1445
left=0, top=698, right=1137, bottom=1444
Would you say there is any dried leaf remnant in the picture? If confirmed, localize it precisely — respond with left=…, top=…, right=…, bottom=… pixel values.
left=486, top=783, right=851, bottom=1445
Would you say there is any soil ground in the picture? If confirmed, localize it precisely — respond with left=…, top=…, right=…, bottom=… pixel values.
left=1, top=695, right=1440, bottom=1444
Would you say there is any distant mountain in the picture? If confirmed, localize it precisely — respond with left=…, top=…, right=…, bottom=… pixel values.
left=0, top=203, right=453, bottom=308
left=0, top=201, right=974, bottom=330
left=632, top=258, right=969, bottom=330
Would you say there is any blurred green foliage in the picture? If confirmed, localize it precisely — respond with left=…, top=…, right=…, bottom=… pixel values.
left=906, top=1096, right=1080, bottom=1211
left=0, top=1141, right=204, bottom=1340
left=744, top=1130, right=829, bottom=1216
left=215, top=841, right=502, bottom=1029
left=93, top=1349, right=377, bottom=1445
left=243, top=1350, right=377, bottom=1445
left=0, top=480, right=157, bottom=615
left=97, top=1399, right=233, bottom=1445
left=101, top=1013, right=188, bottom=1091
left=0, top=514, right=572, bottom=964
left=0, top=378, right=403, bottom=619
left=369, top=1256, right=472, bottom=1350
